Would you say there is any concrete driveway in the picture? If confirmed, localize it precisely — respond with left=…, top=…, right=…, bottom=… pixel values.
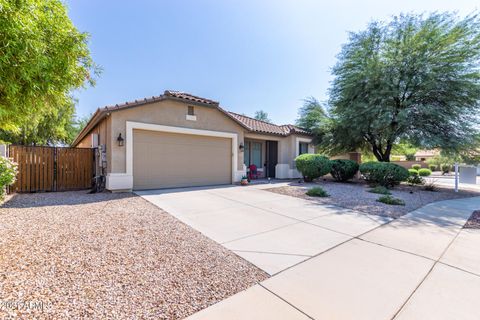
left=138, top=185, right=480, bottom=320
left=137, top=184, right=391, bottom=275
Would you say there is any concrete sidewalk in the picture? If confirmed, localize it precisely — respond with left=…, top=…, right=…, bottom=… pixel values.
left=184, top=195, right=480, bottom=320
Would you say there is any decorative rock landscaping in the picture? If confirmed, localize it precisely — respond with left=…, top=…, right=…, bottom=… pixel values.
left=266, top=179, right=479, bottom=218
left=0, top=192, right=268, bottom=319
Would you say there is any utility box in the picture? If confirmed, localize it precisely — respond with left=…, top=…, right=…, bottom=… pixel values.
left=459, top=166, right=477, bottom=184
left=0, top=144, right=6, bottom=157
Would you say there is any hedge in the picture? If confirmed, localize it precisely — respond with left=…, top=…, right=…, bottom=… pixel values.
left=359, top=161, right=409, bottom=187
left=330, top=159, right=359, bottom=182
left=295, top=154, right=332, bottom=182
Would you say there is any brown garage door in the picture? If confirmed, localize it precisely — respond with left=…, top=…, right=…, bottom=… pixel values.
left=133, top=129, right=232, bottom=190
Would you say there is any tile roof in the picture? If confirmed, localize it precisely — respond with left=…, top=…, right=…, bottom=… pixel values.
left=72, top=90, right=310, bottom=146
left=101, top=90, right=219, bottom=113
left=164, top=90, right=219, bottom=106
left=226, top=112, right=311, bottom=136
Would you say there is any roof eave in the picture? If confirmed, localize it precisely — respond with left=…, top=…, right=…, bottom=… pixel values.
left=71, top=108, right=107, bottom=147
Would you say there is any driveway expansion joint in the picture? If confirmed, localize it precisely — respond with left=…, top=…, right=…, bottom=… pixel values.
left=232, top=249, right=312, bottom=258
left=258, top=283, right=316, bottom=320
left=389, top=215, right=469, bottom=320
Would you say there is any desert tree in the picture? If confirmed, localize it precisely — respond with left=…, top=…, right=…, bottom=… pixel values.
left=320, top=12, right=480, bottom=161
left=0, top=0, right=99, bottom=145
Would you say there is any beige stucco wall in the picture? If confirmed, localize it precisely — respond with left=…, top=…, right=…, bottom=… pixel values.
left=244, top=132, right=314, bottom=179
left=77, top=98, right=315, bottom=184
left=331, top=152, right=362, bottom=164
left=244, top=133, right=314, bottom=165
left=243, top=132, right=294, bottom=166
left=76, top=117, right=112, bottom=173
left=109, top=100, right=246, bottom=174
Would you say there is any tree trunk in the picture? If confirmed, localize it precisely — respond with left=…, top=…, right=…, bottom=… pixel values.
left=371, top=142, right=391, bottom=162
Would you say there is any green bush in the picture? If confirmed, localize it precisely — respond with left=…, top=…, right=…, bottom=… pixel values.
left=411, top=164, right=421, bottom=170
left=359, top=162, right=409, bottom=187
left=330, top=159, right=359, bottom=182
left=418, top=168, right=432, bottom=177
left=407, top=174, right=425, bottom=186
left=408, top=168, right=419, bottom=176
left=428, top=164, right=437, bottom=171
left=441, top=164, right=451, bottom=174
left=306, top=186, right=329, bottom=197
left=0, top=156, right=17, bottom=200
left=295, top=154, right=332, bottom=182
left=377, top=195, right=405, bottom=206
left=368, top=186, right=391, bottom=195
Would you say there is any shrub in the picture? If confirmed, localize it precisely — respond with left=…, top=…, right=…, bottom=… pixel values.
left=418, top=168, right=432, bottom=177
left=295, top=154, right=332, bottom=182
left=306, top=186, right=329, bottom=197
left=330, top=159, right=359, bottom=182
left=359, top=162, right=409, bottom=187
left=368, top=186, right=391, bottom=195
left=407, top=175, right=425, bottom=186
left=424, top=180, right=438, bottom=192
left=377, top=195, right=405, bottom=206
left=0, top=156, right=17, bottom=200
left=411, top=164, right=421, bottom=170
left=408, top=168, right=418, bottom=176
left=441, top=164, right=451, bottom=174
left=428, top=164, right=437, bottom=171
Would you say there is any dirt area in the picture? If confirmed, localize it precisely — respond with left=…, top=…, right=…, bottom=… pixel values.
left=266, top=179, right=480, bottom=218
left=0, top=191, right=268, bottom=319
left=464, top=210, right=480, bottom=229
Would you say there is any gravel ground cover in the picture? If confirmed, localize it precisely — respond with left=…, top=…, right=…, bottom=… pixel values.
left=464, top=210, right=480, bottom=229
left=0, top=191, right=268, bottom=319
left=266, top=179, right=479, bottom=218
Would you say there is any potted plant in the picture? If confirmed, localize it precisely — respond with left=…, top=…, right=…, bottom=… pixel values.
left=240, top=175, right=249, bottom=185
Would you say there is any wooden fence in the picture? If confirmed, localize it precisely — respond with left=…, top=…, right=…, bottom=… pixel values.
left=8, top=145, right=94, bottom=193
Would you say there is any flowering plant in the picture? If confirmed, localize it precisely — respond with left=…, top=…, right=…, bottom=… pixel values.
left=0, top=156, right=18, bottom=200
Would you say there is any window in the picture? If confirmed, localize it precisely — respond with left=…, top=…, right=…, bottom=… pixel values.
left=244, top=141, right=262, bottom=168
left=251, top=142, right=262, bottom=168
left=188, top=106, right=195, bottom=116
left=299, top=142, right=309, bottom=155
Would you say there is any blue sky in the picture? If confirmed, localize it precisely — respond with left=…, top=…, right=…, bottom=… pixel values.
left=67, top=0, right=478, bottom=125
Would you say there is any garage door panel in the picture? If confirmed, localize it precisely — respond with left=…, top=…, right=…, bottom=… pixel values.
left=133, top=130, right=232, bottom=190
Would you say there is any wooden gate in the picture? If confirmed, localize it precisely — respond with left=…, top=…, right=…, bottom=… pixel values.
left=8, top=145, right=94, bottom=193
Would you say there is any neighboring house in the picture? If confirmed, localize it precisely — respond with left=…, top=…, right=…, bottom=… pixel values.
left=72, top=90, right=315, bottom=191
left=414, top=149, right=440, bottom=161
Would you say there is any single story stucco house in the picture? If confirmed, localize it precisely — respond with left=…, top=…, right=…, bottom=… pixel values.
left=72, top=90, right=316, bottom=191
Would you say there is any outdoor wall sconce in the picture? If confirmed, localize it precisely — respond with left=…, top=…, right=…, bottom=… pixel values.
left=117, top=133, right=124, bottom=147
left=239, top=142, right=244, bottom=152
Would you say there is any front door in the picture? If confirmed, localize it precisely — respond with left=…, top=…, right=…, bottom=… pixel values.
left=265, top=141, right=278, bottom=178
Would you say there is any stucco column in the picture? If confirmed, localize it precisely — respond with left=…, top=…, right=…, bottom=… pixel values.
left=348, top=152, right=362, bottom=164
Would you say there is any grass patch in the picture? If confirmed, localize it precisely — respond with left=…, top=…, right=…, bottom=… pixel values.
left=368, top=186, right=391, bottom=195
left=377, top=195, right=405, bottom=206
left=306, top=187, right=329, bottom=197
